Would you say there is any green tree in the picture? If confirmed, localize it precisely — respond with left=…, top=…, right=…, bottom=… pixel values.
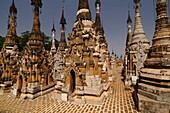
left=18, top=31, right=30, bottom=51
left=0, top=31, right=59, bottom=52
left=0, top=36, right=5, bottom=50
left=18, top=31, right=59, bottom=51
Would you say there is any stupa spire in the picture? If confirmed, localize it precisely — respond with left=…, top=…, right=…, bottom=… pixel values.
left=60, top=8, right=67, bottom=26
left=77, top=0, right=91, bottom=21
left=144, top=0, right=170, bottom=68
left=26, top=0, right=44, bottom=52
left=95, top=0, right=101, bottom=26
left=94, top=0, right=104, bottom=34
left=155, top=0, right=169, bottom=30
left=10, top=0, right=17, bottom=16
left=131, top=0, right=149, bottom=44
left=50, top=21, right=57, bottom=54
left=152, top=0, right=169, bottom=46
left=3, top=0, right=18, bottom=52
left=58, top=6, right=67, bottom=52
left=127, top=10, right=132, bottom=24
left=52, top=21, right=56, bottom=32
left=7, top=0, right=17, bottom=36
left=7, top=0, right=17, bottom=35
left=126, top=10, right=132, bottom=47
left=30, top=0, right=42, bottom=39
left=78, top=0, right=90, bottom=10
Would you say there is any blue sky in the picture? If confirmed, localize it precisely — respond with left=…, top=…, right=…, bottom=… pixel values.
left=0, top=0, right=156, bottom=57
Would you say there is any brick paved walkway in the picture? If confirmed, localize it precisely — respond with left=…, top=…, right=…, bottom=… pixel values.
left=0, top=69, right=138, bottom=113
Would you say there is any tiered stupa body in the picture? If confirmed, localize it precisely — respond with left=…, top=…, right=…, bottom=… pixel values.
left=124, top=0, right=150, bottom=85
left=12, top=0, right=54, bottom=99
left=0, top=0, right=20, bottom=89
left=138, top=0, right=170, bottom=111
left=54, top=0, right=111, bottom=104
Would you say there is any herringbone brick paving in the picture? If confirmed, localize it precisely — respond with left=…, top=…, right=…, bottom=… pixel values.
left=0, top=69, right=138, bottom=113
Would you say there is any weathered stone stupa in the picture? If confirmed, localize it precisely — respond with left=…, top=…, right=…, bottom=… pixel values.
left=124, top=10, right=133, bottom=84
left=138, top=0, right=170, bottom=111
left=54, top=0, right=111, bottom=104
left=53, top=7, right=67, bottom=81
left=12, top=0, right=54, bottom=99
left=124, top=0, right=150, bottom=86
left=0, top=0, right=20, bottom=92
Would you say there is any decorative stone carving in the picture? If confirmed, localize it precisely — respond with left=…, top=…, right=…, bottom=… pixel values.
left=53, top=0, right=111, bottom=105
left=9, top=0, right=55, bottom=99
left=0, top=0, right=20, bottom=91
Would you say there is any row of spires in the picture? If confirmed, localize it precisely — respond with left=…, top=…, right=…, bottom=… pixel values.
left=126, top=0, right=170, bottom=48
left=3, top=0, right=104, bottom=52
left=51, top=7, right=67, bottom=53
left=3, top=0, right=68, bottom=53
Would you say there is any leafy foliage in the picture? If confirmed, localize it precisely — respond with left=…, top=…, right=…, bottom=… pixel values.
left=0, top=31, right=59, bottom=52
left=18, top=31, right=30, bottom=51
